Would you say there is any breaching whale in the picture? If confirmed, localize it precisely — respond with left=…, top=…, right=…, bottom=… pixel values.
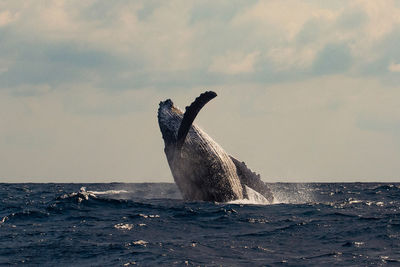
left=157, top=91, right=273, bottom=203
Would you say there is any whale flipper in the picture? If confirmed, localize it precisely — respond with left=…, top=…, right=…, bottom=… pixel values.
left=230, top=156, right=274, bottom=203
left=176, top=91, right=217, bottom=150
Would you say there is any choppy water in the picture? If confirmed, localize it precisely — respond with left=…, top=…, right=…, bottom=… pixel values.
left=1, top=183, right=399, bottom=266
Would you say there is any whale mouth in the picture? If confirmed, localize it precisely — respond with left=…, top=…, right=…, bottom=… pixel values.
left=158, top=99, right=183, bottom=117
left=157, top=98, right=185, bottom=144
left=159, top=99, right=173, bottom=108
left=157, top=99, right=173, bottom=120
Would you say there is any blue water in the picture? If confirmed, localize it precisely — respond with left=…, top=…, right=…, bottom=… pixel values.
left=1, top=183, right=399, bottom=266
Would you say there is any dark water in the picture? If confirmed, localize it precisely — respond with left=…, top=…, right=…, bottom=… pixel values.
left=1, top=183, right=399, bottom=266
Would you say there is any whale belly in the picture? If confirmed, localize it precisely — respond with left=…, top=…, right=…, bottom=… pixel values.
left=166, top=125, right=243, bottom=202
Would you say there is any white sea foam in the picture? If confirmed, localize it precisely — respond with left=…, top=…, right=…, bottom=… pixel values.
left=132, top=240, right=148, bottom=246
left=228, top=183, right=314, bottom=205
left=138, top=214, right=160, bottom=218
left=123, top=262, right=136, bottom=266
left=59, top=188, right=96, bottom=202
left=349, top=199, right=363, bottom=204
left=228, top=186, right=271, bottom=205
left=86, top=190, right=129, bottom=195
left=0, top=216, right=7, bottom=224
left=114, top=223, right=133, bottom=230
left=270, top=184, right=315, bottom=204
left=354, top=241, right=364, bottom=247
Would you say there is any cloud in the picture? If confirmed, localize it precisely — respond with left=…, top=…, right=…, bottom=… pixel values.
left=0, top=10, right=16, bottom=26
left=1, top=0, right=400, bottom=91
left=232, top=1, right=337, bottom=40
left=189, top=1, right=253, bottom=24
left=335, top=9, right=367, bottom=29
left=0, top=85, right=172, bottom=182
left=312, top=43, right=352, bottom=75
left=199, top=76, right=400, bottom=181
left=388, top=63, right=400, bottom=72
left=0, top=41, right=125, bottom=88
left=1, top=1, right=400, bottom=181
left=3, top=75, right=400, bottom=182
left=208, top=51, right=260, bottom=75
left=355, top=0, right=400, bottom=40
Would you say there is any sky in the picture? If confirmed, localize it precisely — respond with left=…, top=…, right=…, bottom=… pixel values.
left=1, top=1, right=400, bottom=183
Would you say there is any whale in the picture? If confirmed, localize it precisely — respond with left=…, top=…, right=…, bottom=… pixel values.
left=157, top=91, right=273, bottom=203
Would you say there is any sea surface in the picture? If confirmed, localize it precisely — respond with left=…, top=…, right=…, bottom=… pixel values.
left=1, top=183, right=399, bottom=266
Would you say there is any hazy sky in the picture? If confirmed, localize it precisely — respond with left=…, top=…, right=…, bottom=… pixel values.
left=1, top=1, right=400, bottom=182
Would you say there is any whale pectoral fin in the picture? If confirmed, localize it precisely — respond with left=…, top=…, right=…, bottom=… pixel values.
left=230, top=156, right=274, bottom=203
left=176, top=91, right=217, bottom=150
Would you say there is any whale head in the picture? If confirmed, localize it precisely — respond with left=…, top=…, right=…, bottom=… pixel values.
left=157, top=99, right=183, bottom=146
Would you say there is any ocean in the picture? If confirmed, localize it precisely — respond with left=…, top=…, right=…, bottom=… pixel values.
left=1, top=183, right=399, bottom=266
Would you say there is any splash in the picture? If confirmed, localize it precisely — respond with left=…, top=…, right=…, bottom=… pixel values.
left=228, top=186, right=271, bottom=205
left=114, top=223, right=133, bottom=230
left=227, top=184, right=315, bottom=205
left=269, top=183, right=315, bottom=204
left=58, top=187, right=96, bottom=203
left=86, top=189, right=129, bottom=195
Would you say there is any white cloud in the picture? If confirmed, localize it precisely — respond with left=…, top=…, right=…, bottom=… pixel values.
left=232, top=1, right=337, bottom=40
left=0, top=11, right=12, bottom=27
left=1, top=75, right=400, bottom=182
left=208, top=51, right=260, bottom=75
left=354, top=0, right=400, bottom=40
left=0, top=66, right=8, bottom=74
left=1, top=0, right=400, bottom=83
left=204, top=76, right=400, bottom=181
left=267, top=47, right=315, bottom=71
left=388, top=62, right=400, bottom=72
left=1, top=1, right=400, bottom=181
left=0, top=84, right=171, bottom=182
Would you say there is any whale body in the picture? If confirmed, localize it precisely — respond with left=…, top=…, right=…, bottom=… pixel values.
left=157, top=91, right=273, bottom=203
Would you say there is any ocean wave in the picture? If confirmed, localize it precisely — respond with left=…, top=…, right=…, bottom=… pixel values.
left=86, top=189, right=129, bottom=195
left=1, top=183, right=400, bottom=266
left=0, top=210, right=49, bottom=224
left=228, top=186, right=271, bottom=205
left=114, top=223, right=134, bottom=230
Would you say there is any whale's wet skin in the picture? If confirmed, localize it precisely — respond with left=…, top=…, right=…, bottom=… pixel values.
left=157, top=91, right=273, bottom=203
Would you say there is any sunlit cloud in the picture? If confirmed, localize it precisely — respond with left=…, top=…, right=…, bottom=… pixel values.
left=388, top=62, right=400, bottom=72
left=208, top=51, right=260, bottom=75
left=0, top=10, right=16, bottom=26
